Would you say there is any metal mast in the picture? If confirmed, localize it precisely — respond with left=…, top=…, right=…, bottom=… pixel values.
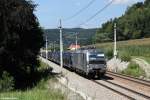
left=59, top=19, right=63, bottom=73
left=114, top=23, right=117, bottom=59
left=46, top=35, right=48, bottom=60
left=76, top=32, right=78, bottom=50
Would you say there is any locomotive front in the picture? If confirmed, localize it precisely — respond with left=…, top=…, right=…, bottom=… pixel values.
left=87, top=50, right=107, bottom=77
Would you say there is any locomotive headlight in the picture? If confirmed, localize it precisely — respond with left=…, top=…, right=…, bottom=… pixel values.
left=97, top=54, right=104, bottom=57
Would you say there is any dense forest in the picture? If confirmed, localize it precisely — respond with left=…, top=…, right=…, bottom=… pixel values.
left=44, top=28, right=97, bottom=49
left=95, top=0, right=150, bottom=43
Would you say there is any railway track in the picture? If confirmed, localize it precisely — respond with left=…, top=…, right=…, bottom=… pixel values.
left=92, top=79, right=150, bottom=100
left=106, top=71, right=150, bottom=87
left=92, top=80, right=135, bottom=100
left=43, top=57, right=150, bottom=99
left=91, top=71, right=150, bottom=100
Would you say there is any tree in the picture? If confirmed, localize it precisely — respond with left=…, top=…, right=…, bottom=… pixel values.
left=144, top=0, right=150, bottom=6
left=95, top=1, right=150, bottom=43
left=0, top=0, right=44, bottom=87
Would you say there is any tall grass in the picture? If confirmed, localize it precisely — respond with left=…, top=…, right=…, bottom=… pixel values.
left=0, top=84, right=65, bottom=100
left=0, top=76, right=65, bottom=100
left=94, top=38, right=150, bottom=60
left=119, top=45, right=150, bottom=57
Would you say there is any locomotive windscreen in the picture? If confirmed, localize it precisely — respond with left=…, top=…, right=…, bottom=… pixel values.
left=89, top=53, right=105, bottom=64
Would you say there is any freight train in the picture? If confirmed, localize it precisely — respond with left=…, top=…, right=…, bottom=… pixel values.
left=41, top=49, right=107, bottom=78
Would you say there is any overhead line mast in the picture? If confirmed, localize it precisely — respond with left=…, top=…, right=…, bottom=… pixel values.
left=75, top=32, right=78, bottom=50
left=46, top=35, right=48, bottom=60
left=114, top=23, right=117, bottom=59
left=59, top=19, right=63, bottom=73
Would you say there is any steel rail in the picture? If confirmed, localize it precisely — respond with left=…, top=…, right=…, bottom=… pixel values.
left=106, top=71, right=150, bottom=87
left=104, top=80, right=150, bottom=99
left=92, top=80, right=135, bottom=100
left=93, top=80, right=150, bottom=100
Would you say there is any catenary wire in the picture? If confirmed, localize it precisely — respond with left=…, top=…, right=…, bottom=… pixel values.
left=63, top=0, right=96, bottom=21
left=75, top=0, right=114, bottom=27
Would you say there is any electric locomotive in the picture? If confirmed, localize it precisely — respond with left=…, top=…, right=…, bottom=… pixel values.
left=70, top=49, right=106, bottom=78
left=41, top=48, right=107, bottom=78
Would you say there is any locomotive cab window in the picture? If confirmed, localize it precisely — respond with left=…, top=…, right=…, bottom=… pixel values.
left=89, top=54, right=105, bottom=64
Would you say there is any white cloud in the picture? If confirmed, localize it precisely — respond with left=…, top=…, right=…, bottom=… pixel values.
left=109, top=0, right=140, bottom=5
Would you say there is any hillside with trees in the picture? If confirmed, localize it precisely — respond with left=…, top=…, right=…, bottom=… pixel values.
left=95, top=0, right=150, bottom=43
left=44, top=28, right=97, bottom=49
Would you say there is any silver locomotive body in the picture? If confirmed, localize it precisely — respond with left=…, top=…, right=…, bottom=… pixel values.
left=71, top=49, right=106, bottom=78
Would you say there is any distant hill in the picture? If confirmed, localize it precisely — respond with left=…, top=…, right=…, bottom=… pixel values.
left=44, top=28, right=97, bottom=48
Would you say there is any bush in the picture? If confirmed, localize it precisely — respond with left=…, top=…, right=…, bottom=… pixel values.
left=0, top=71, right=14, bottom=92
left=121, top=62, right=145, bottom=77
left=104, top=48, right=113, bottom=60
left=119, top=51, right=131, bottom=62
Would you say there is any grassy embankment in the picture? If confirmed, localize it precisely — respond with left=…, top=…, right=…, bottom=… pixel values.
left=121, top=62, right=146, bottom=77
left=95, top=38, right=150, bottom=61
left=94, top=38, right=150, bottom=77
left=0, top=61, right=66, bottom=100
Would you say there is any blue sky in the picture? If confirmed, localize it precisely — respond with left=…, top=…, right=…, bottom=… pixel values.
left=32, top=0, right=144, bottom=29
